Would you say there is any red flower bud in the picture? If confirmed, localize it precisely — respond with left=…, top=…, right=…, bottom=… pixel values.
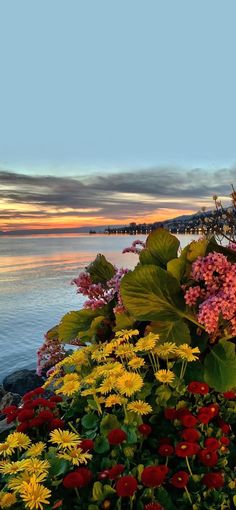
left=171, top=470, right=189, bottom=488
left=107, top=428, right=127, bottom=445
left=188, top=381, right=209, bottom=395
left=116, top=476, right=138, bottom=497
left=141, top=465, right=168, bottom=488
left=202, top=472, right=224, bottom=489
left=138, top=424, right=152, bottom=436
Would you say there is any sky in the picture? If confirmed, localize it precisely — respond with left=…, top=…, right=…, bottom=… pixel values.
left=0, top=0, right=236, bottom=233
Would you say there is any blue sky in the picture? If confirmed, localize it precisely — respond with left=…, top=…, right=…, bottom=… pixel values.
left=0, top=1, right=236, bottom=231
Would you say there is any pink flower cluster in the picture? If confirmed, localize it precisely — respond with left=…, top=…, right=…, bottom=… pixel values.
left=36, top=332, right=66, bottom=376
left=184, top=252, right=236, bottom=336
left=72, top=267, right=129, bottom=312
left=122, top=239, right=145, bottom=254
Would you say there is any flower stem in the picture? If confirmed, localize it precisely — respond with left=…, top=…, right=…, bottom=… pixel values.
left=184, top=485, right=193, bottom=505
left=74, top=487, right=80, bottom=502
left=69, top=421, right=78, bottom=434
left=185, top=457, right=193, bottom=477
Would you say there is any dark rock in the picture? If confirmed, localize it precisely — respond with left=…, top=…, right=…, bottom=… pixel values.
left=3, top=369, right=44, bottom=396
left=0, top=385, right=5, bottom=400
left=0, top=392, right=21, bottom=413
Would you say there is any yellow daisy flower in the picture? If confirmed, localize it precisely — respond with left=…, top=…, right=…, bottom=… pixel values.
left=0, top=459, right=29, bottom=475
left=49, top=429, right=81, bottom=450
left=105, top=395, right=124, bottom=407
left=8, top=473, right=47, bottom=492
left=115, top=329, right=139, bottom=340
left=176, top=344, right=200, bottom=362
left=24, top=459, right=50, bottom=475
left=154, top=342, right=177, bottom=359
left=81, top=387, right=99, bottom=397
left=57, top=381, right=80, bottom=396
left=134, top=333, right=158, bottom=352
left=155, top=369, right=175, bottom=384
left=25, top=443, right=45, bottom=458
left=116, top=344, right=134, bottom=358
left=63, top=373, right=80, bottom=383
left=57, top=448, right=92, bottom=466
left=0, top=439, right=18, bottom=458
left=19, top=474, right=51, bottom=510
left=117, top=372, right=143, bottom=397
left=7, top=432, right=31, bottom=451
left=128, top=357, right=146, bottom=369
left=98, top=377, right=118, bottom=394
left=127, top=401, right=153, bottom=415
left=0, top=492, right=17, bottom=508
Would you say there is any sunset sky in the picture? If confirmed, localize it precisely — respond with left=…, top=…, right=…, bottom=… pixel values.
left=1, top=1, right=236, bottom=233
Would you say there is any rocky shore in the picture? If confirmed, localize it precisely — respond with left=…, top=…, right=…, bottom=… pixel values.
left=0, top=369, right=44, bottom=433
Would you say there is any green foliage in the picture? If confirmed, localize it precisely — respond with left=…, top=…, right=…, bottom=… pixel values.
left=94, top=435, right=110, bottom=454
left=148, top=319, right=191, bottom=345
left=87, top=254, right=116, bottom=283
left=121, top=264, right=185, bottom=322
left=204, top=339, right=236, bottom=391
left=100, top=414, right=120, bottom=435
left=58, top=308, right=107, bottom=343
left=145, top=228, right=180, bottom=266
left=81, top=414, right=99, bottom=430
left=113, top=311, right=135, bottom=331
left=186, top=238, right=208, bottom=262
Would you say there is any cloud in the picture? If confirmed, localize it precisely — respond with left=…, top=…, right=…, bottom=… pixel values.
left=0, top=166, right=235, bottom=231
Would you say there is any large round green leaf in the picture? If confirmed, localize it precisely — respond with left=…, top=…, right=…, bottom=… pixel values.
left=121, top=265, right=185, bottom=322
left=204, top=339, right=236, bottom=391
left=87, top=254, right=116, bottom=283
left=58, top=308, right=107, bottom=343
left=146, top=228, right=180, bottom=266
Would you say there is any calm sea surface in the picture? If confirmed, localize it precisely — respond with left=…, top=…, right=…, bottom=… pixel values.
left=0, top=234, right=198, bottom=380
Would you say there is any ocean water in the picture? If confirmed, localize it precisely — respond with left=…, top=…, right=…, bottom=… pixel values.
left=0, top=234, right=198, bottom=380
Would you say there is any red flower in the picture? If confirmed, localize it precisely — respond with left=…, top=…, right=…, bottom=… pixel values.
left=98, top=470, right=110, bottom=480
left=141, top=465, right=168, bottom=488
left=17, top=422, right=29, bottom=432
left=28, top=417, right=44, bottom=428
left=222, top=391, right=236, bottom=399
left=49, top=418, right=65, bottom=430
left=220, top=436, right=230, bottom=446
left=17, top=409, right=35, bottom=422
left=158, top=444, right=174, bottom=456
left=75, top=467, right=93, bottom=485
left=138, top=424, right=152, bottom=436
left=202, top=472, right=224, bottom=489
left=198, top=449, right=218, bottom=467
left=50, top=395, right=63, bottom=403
left=164, top=408, right=176, bottom=420
left=108, top=464, right=125, bottom=480
left=22, top=391, right=35, bottom=401
left=107, top=428, right=127, bottom=445
left=144, top=503, right=164, bottom=510
left=30, top=398, right=51, bottom=408
left=188, top=381, right=209, bottom=395
left=1, top=405, right=18, bottom=415
left=171, top=470, right=189, bottom=489
left=37, top=410, right=54, bottom=422
left=176, top=408, right=189, bottom=419
left=175, top=442, right=199, bottom=457
left=31, top=387, right=45, bottom=396
left=204, top=438, right=220, bottom=452
left=180, top=414, right=198, bottom=428
left=79, top=439, right=94, bottom=452
left=6, top=412, right=19, bottom=424
left=198, top=404, right=219, bottom=424
left=181, top=428, right=200, bottom=443
left=116, top=476, right=138, bottom=497
left=63, top=472, right=85, bottom=489
left=218, top=420, right=231, bottom=434
left=197, top=410, right=212, bottom=424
